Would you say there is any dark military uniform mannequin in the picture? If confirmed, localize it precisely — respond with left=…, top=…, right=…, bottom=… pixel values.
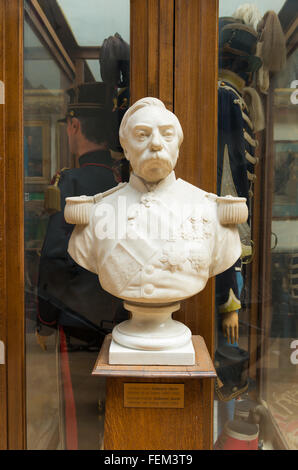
left=216, top=20, right=262, bottom=320
left=215, top=20, right=263, bottom=406
left=38, top=149, right=126, bottom=345
left=37, top=82, right=130, bottom=449
left=38, top=82, right=129, bottom=345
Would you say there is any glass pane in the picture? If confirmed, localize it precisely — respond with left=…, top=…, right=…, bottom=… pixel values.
left=264, top=46, right=298, bottom=450
left=86, top=60, right=102, bottom=82
left=56, top=0, right=130, bottom=46
left=215, top=1, right=298, bottom=450
left=24, top=0, right=130, bottom=449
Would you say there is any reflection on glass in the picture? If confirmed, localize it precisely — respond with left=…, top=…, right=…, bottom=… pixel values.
left=24, top=0, right=130, bottom=450
left=265, top=47, right=298, bottom=451
left=24, top=15, right=71, bottom=450
left=215, top=1, right=298, bottom=451
left=25, top=126, right=43, bottom=177
left=86, top=60, right=102, bottom=82
left=57, top=0, right=130, bottom=46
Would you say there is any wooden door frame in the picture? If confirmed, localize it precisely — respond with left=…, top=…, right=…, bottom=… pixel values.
left=130, top=0, right=175, bottom=109
left=0, top=0, right=25, bottom=450
left=174, top=0, right=218, bottom=449
left=0, top=0, right=8, bottom=451
left=1, top=0, right=218, bottom=449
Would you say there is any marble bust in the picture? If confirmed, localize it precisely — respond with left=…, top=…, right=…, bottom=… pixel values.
left=65, top=97, right=248, bottom=365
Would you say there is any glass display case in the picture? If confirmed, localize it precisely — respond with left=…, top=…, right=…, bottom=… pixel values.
left=214, top=0, right=298, bottom=451
left=0, top=0, right=297, bottom=451
left=23, top=0, right=130, bottom=450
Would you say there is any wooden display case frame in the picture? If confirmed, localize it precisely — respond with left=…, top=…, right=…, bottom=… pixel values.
left=0, top=0, right=219, bottom=449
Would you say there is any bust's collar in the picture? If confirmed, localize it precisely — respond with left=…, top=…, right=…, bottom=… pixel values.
left=129, top=171, right=176, bottom=194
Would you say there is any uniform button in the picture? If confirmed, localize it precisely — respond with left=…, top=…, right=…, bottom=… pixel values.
left=143, top=284, right=154, bottom=295
left=145, top=265, right=154, bottom=275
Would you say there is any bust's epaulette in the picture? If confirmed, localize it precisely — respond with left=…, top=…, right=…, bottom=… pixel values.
left=44, top=168, right=70, bottom=213
left=216, top=195, right=248, bottom=225
left=64, top=182, right=127, bottom=225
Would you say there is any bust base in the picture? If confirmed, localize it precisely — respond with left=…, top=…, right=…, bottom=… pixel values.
left=109, top=338, right=195, bottom=365
left=112, top=301, right=192, bottom=351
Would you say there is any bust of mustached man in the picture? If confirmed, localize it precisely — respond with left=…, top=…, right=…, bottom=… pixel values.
left=64, top=97, right=248, bottom=364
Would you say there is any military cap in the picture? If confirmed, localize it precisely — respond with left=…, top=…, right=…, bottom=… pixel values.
left=219, top=16, right=244, bottom=33
left=99, top=33, right=130, bottom=88
left=99, top=33, right=130, bottom=155
left=59, top=82, right=115, bottom=123
left=219, top=22, right=262, bottom=73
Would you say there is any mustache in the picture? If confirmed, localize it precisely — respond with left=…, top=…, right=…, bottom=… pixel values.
left=140, top=154, right=173, bottom=168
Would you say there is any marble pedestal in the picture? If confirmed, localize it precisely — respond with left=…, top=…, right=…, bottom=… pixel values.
left=109, top=338, right=195, bottom=365
left=109, top=301, right=195, bottom=365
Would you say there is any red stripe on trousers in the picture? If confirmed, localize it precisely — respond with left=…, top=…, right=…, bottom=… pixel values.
left=59, top=326, right=78, bottom=450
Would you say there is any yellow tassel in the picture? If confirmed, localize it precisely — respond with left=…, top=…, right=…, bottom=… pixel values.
left=35, top=330, right=47, bottom=351
left=44, top=168, right=68, bottom=213
left=44, top=184, right=61, bottom=213
left=217, top=377, right=224, bottom=389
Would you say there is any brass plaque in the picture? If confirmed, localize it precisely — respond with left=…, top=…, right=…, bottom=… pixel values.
left=124, top=383, right=184, bottom=408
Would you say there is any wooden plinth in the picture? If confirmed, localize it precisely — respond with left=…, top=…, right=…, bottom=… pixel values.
left=93, top=335, right=216, bottom=450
